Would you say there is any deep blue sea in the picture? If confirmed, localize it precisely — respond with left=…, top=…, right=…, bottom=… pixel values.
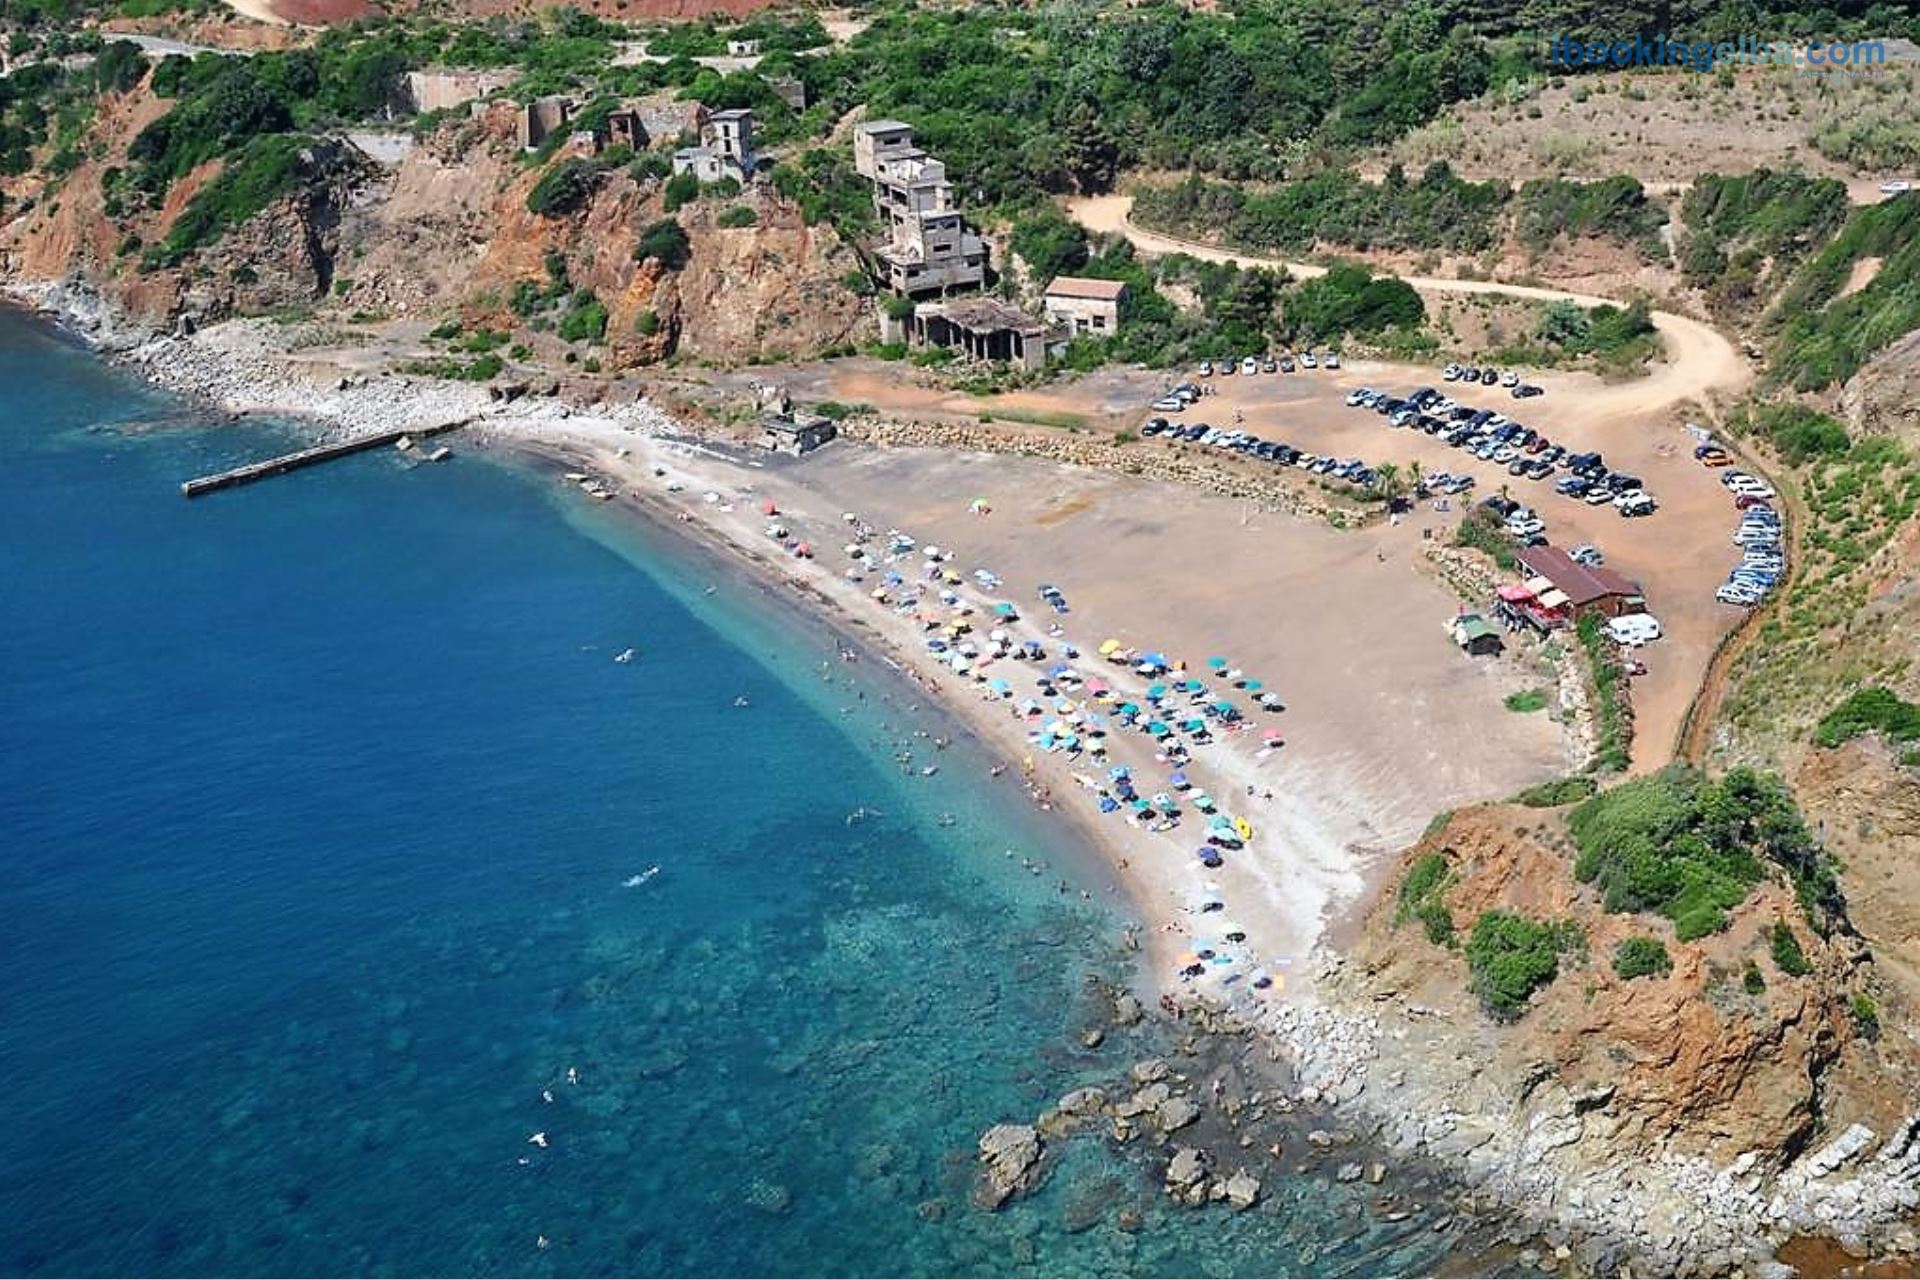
left=0, top=310, right=1496, bottom=1277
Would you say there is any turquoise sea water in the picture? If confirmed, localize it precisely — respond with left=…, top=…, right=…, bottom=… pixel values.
left=0, top=310, right=1496, bottom=1277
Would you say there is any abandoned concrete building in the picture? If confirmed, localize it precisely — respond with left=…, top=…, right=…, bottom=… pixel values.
left=517, top=96, right=574, bottom=151
left=672, top=108, right=757, bottom=184
left=912, top=299, right=1048, bottom=371
left=405, top=67, right=518, bottom=114
left=604, top=107, right=648, bottom=151
left=852, top=121, right=987, bottom=297
left=1042, top=276, right=1128, bottom=335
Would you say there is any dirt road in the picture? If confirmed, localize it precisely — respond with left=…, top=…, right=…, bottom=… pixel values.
left=1067, top=195, right=1753, bottom=421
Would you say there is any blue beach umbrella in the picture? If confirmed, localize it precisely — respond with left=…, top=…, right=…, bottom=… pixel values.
left=1099, top=796, right=1119, bottom=813
left=1147, top=721, right=1171, bottom=738
left=989, top=678, right=1011, bottom=694
left=1146, top=683, right=1169, bottom=701
left=1109, top=765, right=1131, bottom=779
left=1242, top=679, right=1263, bottom=692
left=1169, top=771, right=1190, bottom=789
left=1207, top=656, right=1229, bottom=669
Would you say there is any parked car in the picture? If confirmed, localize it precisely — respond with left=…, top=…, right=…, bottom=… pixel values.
left=1442, top=363, right=1463, bottom=382
left=1197, top=360, right=1213, bottom=376
left=1480, top=368, right=1500, bottom=385
left=1481, top=495, right=1521, bottom=519
left=1301, top=352, right=1319, bottom=369
left=1323, top=352, right=1341, bottom=369
left=1262, top=357, right=1277, bottom=373
left=1512, top=383, right=1545, bottom=399
left=1569, top=544, right=1604, bottom=566
left=1240, top=356, right=1259, bottom=375
left=1716, top=584, right=1765, bottom=606
left=1584, top=487, right=1617, bottom=505
left=1500, top=371, right=1520, bottom=387
left=1617, top=492, right=1657, bottom=517
left=1278, top=355, right=1296, bottom=372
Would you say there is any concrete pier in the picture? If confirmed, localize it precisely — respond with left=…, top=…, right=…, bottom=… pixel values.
left=181, top=422, right=464, bottom=498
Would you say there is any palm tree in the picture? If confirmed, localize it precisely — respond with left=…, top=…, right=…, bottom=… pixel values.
left=1409, top=459, right=1424, bottom=492
left=1373, top=462, right=1404, bottom=503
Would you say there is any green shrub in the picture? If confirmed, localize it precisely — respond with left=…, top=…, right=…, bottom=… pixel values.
left=1504, top=689, right=1548, bottom=713
left=635, top=218, right=691, bottom=270
left=1398, top=853, right=1448, bottom=909
left=662, top=170, right=699, bottom=212
left=1466, top=911, right=1572, bottom=1021
left=715, top=203, right=758, bottom=228
left=557, top=291, right=608, bottom=343
left=632, top=309, right=661, bottom=336
left=1569, top=765, right=1842, bottom=936
left=1815, top=686, right=1920, bottom=748
left=526, top=157, right=602, bottom=217
left=1851, top=992, right=1880, bottom=1038
left=1771, top=920, right=1812, bottom=976
left=1512, top=777, right=1598, bottom=807
left=1613, top=936, right=1672, bottom=980
left=1743, top=961, right=1767, bottom=994
left=1454, top=509, right=1517, bottom=571
left=1009, top=203, right=1090, bottom=282
left=429, top=318, right=463, bottom=341
left=145, top=133, right=314, bottom=266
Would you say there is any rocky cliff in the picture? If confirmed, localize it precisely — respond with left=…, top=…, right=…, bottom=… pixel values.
left=1, top=83, right=866, bottom=368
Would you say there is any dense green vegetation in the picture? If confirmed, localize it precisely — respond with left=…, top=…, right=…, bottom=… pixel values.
left=557, top=291, right=608, bottom=343
left=1009, top=205, right=1090, bottom=283
left=0, top=35, right=144, bottom=176
left=1454, top=508, right=1519, bottom=571
left=1731, top=401, right=1850, bottom=465
left=1395, top=852, right=1455, bottom=946
left=1612, top=936, right=1672, bottom=981
left=525, top=157, right=603, bottom=217
left=1512, top=776, right=1598, bottom=807
left=635, top=218, right=691, bottom=270
left=716, top=204, right=758, bottom=228
left=1680, top=170, right=1850, bottom=315
left=1575, top=613, right=1632, bottom=773
left=1134, top=169, right=1665, bottom=261
left=1770, top=193, right=1920, bottom=390
left=1513, top=175, right=1664, bottom=257
left=1568, top=766, right=1841, bottom=940
left=1281, top=263, right=1423, bottom=342
left=145, top=134, right=326, bottom=266
left=1531, top=297, right=1659, bottom=373
left=1466, top=911, right=1581, bottom=1021
left=1134, top=166, right=1504, bottom=255
left=1814, top=686, right=1920, bottom=749
left=1771, top=920, right=1813, bottom=977
left=1504, top=689, right=1549, bottom=713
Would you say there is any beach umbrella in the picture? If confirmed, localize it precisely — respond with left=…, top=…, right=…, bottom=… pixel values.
left=1146, top=683, right=1168, bottom=701
left=1130, top=798, right=1151, bottom=812
left=1213, top=701, right=1238, bottom=717
left=994, top=602, right=1018, bottom=617
left=989, top=678, right=1011, bottom=695
left=1264, top=730, right=1284, bottom=745
left=970, top=497, right=990, bottom=515
left=1151, top=792, right=1173, bottom=808
left=1141, top=652, right=1168, bottom=668
left=1199, top=849, right=1224, bottom=868
left=1099, top=639, right=1122, bottom=656
left=1241, top=679, right=1263, bottom=692
left=927, top=639, right=948, bottom=653
left=1192, top=792, right=1215, bottom=811
left=1234, top=817, right=1254, bottom=842
left=871, top=587, right=890, bottom=601
left=1147, top=721, right=1171, bottom=738
left=1207, top=656, right=1228, bottom=669
left=1169, top=771, right=1189, bottom=789
left=1098, top=796, right=1119, bottom=813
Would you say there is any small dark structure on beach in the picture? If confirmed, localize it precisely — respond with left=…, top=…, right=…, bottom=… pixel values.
left=760, top=411, right=836, bottom=456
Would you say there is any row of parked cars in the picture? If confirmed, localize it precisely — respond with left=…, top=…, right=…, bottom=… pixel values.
left=1706, top=450, right=1784, bottom=607
left=1442, top=362, right=1544, bottom=399
left=1197, top=351, right=1341, bottom=381
left=1345, top=386, right=1658, bottom=517
left=1140, top=414, right=1382, bottom=488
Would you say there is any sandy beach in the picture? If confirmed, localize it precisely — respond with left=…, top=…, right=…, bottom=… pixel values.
left=55, top=311, right=1578, bottom=1005
left=475, top=414, right=1572, bottom=1004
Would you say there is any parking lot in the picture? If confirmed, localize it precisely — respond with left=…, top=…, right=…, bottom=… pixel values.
left=1128, top=354, right=1753, bottom=771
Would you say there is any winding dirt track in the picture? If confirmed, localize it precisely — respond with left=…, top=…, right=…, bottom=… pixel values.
left=1067, top=195, right=1753, bottom=419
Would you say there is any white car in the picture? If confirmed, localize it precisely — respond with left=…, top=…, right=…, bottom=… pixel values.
left=1345, top=388, right=1372, bottom=407
left=1606, top=614, right=1663, bottom=646
left=1716, top=584, right=1764, bottom=607
left=1241, top=356, right=1259, bottom=375
left=1882, top=180, right=1912, bottom=195
left=1500, top=371, right=1520, bottom=387
left=1198, top=360, right=1214, bottom=376
left=1301, top=352, right=1319, bottom=369
left=1323, top=352, right=1341, bottom=369
left=1151, top=397, right=1186, bottom=412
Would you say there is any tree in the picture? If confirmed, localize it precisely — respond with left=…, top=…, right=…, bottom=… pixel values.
left=635, top=218, right=691, bottom=270
left=1055, top=100, right=1119, bottom=195
left=526, top=158, right=602, bottom=217
left=1009, top=205, right=1089, bottom=283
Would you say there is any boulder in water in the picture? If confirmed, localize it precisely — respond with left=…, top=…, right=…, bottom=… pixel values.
left=974, top=1124, right=1044, bottom=1210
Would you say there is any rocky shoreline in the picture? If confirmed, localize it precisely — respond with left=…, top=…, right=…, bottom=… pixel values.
left=12, top=282, right=1920, bottom=1276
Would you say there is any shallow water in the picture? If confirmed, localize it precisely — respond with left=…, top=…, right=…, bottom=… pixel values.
left=0, top=310, right=1501, bottom=1277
